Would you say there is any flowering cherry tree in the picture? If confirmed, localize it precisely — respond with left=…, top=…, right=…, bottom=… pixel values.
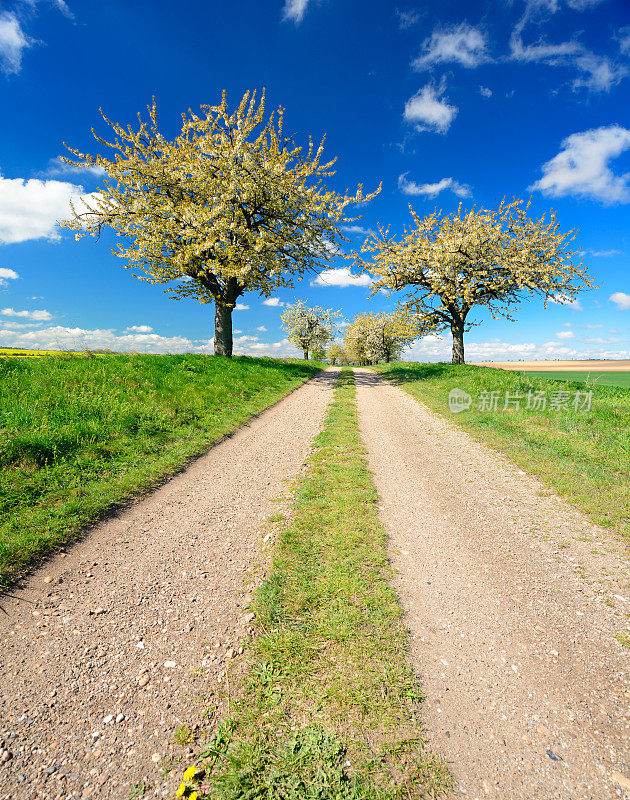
left=356, top=199, right=592, bottom=364
left=61, top=90, right=379, bottom=357
left=344, top=310, right=422, bottom=364
left=281, top=300, right=342, bottom=360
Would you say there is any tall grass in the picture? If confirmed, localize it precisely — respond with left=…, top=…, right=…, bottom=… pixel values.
left=374, top=362, right=630, bottom=541
left=0, top=354, right=322, bottom=588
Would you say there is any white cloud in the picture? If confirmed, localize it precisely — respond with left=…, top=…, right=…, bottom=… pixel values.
left=398, top=173, right=471, bottom=198
left=125, top=325, right=153, bottom=333
left=43, top=157, right=106, bottom=179
left=341, top=225, right=370, bottom=234
left=555, top=330, right=574, bottom=338
left=618, top=28, right=630, bottom=56
left=0, top=174, right=96, bottom=244
left=585, top=248, right=623, bottom=257
left=530, top=126, right=630, bottom=204
left=584, top=323, right=603, bottom=328
left=257, top=325, right=267, bottom=332
left=262, top=297, right=284, bottom=307
left=509, top=3, right=626, bottom=93
left=404, top=83, right=458, bottom=134
left=235, top=303, right=249, bottom=311
left=282, top=0, right=311, bottom=23
left=396, top=9, right=420, bottom=29
left=609, top=291, right=630, bottom=310
left=1, top=307, right=52, bottom=320
left=412, top=24, right=490, bottom=70
left=480, top=86, right=493, bottom=98
left=0, top=267, right=19, bottom=287
left=548, top=294, right=583, bottom=310
left=311, top=267, right=373, bottom=288
left=234, top=334, right=259, bottom=343
left=0, top=12, right=30, bottom=75
left=0, top=325, right=201, bottom=353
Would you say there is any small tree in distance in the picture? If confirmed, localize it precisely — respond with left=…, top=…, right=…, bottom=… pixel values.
left=326, top=343, right=348, bottom=365
left=357, top=199, right=593, bottom=364
left=281, top=300, right=342, bottom=360
left=345, top=311, right=422, bottom=364
left=61, top=90, right=379, bottom=357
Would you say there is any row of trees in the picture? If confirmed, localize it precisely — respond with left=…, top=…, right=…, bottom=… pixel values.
left=280, top=302, right=424, bottom=365
left=63, top=89, right=593, bottom=364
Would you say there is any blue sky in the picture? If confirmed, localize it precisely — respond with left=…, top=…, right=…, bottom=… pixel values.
left=1, top=0, right=629, bottom=361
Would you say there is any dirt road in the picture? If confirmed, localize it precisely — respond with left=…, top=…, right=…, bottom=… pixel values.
left=0, top=369, right=337, bottom=800
left=354, top=368, right=630, bottom=800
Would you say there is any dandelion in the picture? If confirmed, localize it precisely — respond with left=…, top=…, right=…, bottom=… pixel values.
left=176, top=782, right=187, bottom=798
left=190, top=793, right=198, bottom=800
left=182, top=766, right=198, bottom=781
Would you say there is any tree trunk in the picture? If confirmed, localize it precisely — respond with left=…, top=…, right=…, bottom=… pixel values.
left=214, top=303, right=233, bottom=358
left=303, top=350, right=309, bottom=360
left=451, top=321, right=465, bottom=364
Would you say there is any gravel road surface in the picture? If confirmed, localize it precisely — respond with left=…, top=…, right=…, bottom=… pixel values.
left=354, top=368, right=630, bottom=800
left=0, top=368, right=336, bottom=800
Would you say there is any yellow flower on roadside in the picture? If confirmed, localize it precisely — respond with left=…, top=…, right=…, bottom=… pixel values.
left=190, top=793, right=198, bottom=800
left=176, top=782, right=187, bottom=798
left=182, top=766, right=198, bottom=781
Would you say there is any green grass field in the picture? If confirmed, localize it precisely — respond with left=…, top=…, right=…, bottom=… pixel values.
left=523, top=370, right=630, bottom=388
left=0, top=353, right=322, bottom=589
left=374, top=362, right=630, bottom=541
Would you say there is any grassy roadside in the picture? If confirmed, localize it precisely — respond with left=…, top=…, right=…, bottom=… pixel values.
left=176, top=369, right=451, bottom=800
left=0, top=354, right=322, bottom=589
left=373, top=362, right=630, bottom=542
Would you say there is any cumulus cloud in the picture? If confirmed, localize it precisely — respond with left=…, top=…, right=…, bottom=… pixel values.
left=311, top=267, right=373, bottom=288
left=398, top=173, right=471, bottom=198
left=0, top=267, right=19, bottom=287
left=1, top=307, right=52, bottom=320
left=125, top=325, right=153, bottom=333
left=0, top=12, right=30, bottom=75
left=282, top=0, right=311, bottom=23
left=234, top=303, right=249, bottom=311
left=530, top=126, right=630, bottom=204
left=256, top=325, right=267, bottom=332
left=609, top=291, right=630, bottom=310
left=555, top=330, right=574, bottom=338
left=412, top=24, right=491, bottom=70
left=548, top=294, right=583, bottom=310
left=0, top=325, right=201, bottom=353
left=0, top=174, right=96, bottom=244
left=262, top=297, right=284, bottom=307
left=404, top=83, right=458, bottom=134
left=584, top=323, right=603, bottom=328
left=480, top=86, right=493, bottom=98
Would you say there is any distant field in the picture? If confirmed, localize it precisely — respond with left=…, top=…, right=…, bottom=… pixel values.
left=0, top=354, right=323, bottom=588
left=374, top=362, right=630, bottom=542
left=0, top=348, right=59, bottom=357
left=523, top=370, right=630, bottom=388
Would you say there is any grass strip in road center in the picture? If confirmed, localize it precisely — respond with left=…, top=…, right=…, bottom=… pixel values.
left=180, top=369, right=451, bottom=800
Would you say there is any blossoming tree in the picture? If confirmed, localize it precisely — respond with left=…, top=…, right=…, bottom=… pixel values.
left=281, top=300, right=342, bottom=360
left=344, top=310, right=422, bottom=364
left=356, top=199, right=592, bottom=364
left=61, top=90, right=379, bottom=357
